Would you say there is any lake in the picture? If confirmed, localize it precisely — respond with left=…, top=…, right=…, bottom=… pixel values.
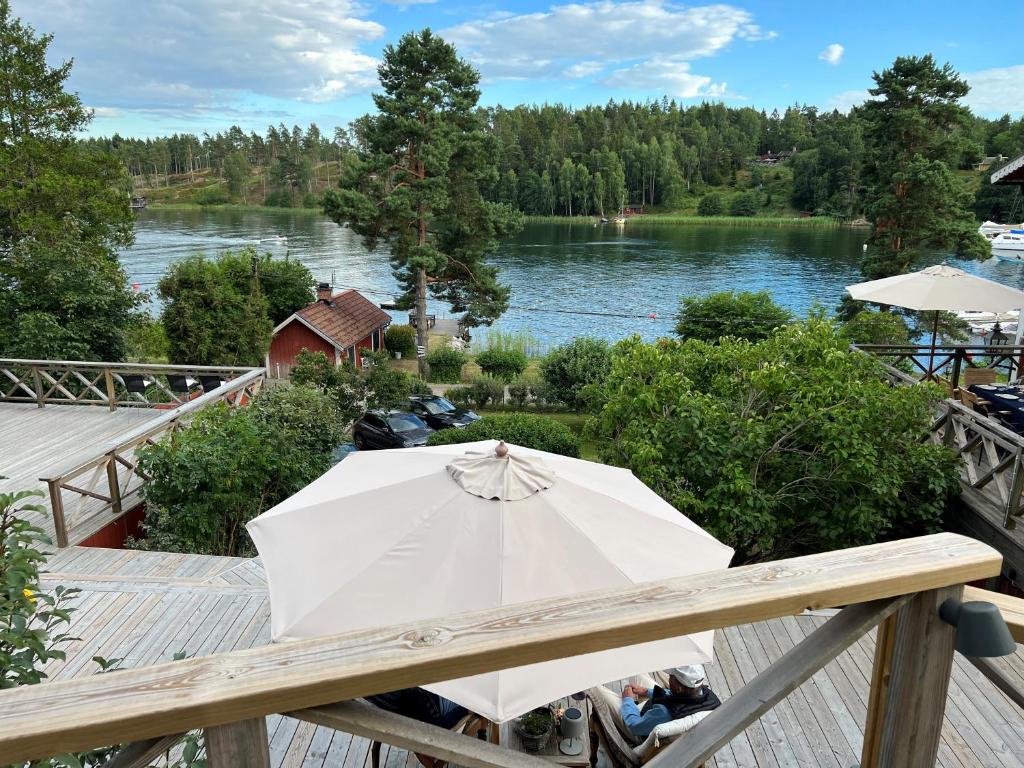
left=121, top=208, right=1021, bottom=349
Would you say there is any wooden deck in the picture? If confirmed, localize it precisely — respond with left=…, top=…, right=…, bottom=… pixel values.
left=37, top=546, right=1024, bottom=768
left=0, top=403, right=159, bottom=543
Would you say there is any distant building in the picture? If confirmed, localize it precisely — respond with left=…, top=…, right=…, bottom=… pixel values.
left=754, top=147, right=797, bottom=166
left=267, top=283, right=392, bottom=378
left=975, top=155, right=1009, bottom=172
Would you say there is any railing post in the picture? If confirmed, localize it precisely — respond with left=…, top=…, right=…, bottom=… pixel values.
left=204, top=718, right=270, bottom=768
left=32, top=366, right=43, bottom=408
left=875, top=585, right=962, bottom=768
left=46, top=479, right=69, bottom=548
left=951, top=349, right=964, bottom=390
left=105, top=454, right=122, bottom=518
left=860, top=614, right=898, bottom=768
left=104, top=367, right=117, bottom=411
left=1003, top=453, right=1024, bottom=530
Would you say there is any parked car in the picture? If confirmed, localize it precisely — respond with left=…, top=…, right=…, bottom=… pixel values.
left=407, top=394, right=481, bottom=430
left=352, top=410, right=434, bottom=450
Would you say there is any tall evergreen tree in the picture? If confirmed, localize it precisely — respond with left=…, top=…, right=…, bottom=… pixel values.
left=323, top=29, right=522, bottom=375
left=0, top=0, right=139, bottom=360
left=860, top=55, right=988, bottom=279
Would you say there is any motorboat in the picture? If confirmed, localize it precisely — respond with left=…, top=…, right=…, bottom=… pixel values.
left=992, top=230, right=1024, bottom=260
left=979, top=221, right=1019, bottom=239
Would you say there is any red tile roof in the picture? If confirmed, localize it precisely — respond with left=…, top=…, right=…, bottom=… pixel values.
left=289, top=290, right=392, bottom=349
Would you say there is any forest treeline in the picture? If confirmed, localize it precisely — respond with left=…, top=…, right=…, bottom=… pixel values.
left=85, top=100, right=1024, bottom=219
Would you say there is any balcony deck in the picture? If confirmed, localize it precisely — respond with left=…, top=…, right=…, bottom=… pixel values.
left=38, top=546, right=1024, bottom=768
left=0, top=402, right=158, bottom=544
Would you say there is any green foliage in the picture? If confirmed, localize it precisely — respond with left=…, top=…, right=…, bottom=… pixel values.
left=589, top=321, right=961, bottom=562
left=409, top=376, right=433, bottom=395
left=465, top=374, right=505, bottom=408
left=0, top=219, right=142, bottom=362
left=861, top=55, right=988, bottom=278
left=0, top=489, right=79, bottom=689
left=158, top=249, right=311, bottom=365
left=475, top=348, right=528, bottom=381
left=194, top=185, right=230, bottom=206
left=842, top=309, right=911, bottom=345
left=445, top=385, right=473, bottom=406
left=426, top=346, right=468, bottom=383
left=385, top=324, right=417, bottom=357
left=479, top=329, right=542, bottom=358
left=675, top=291, right=792, bottom=344
left=539, top=337, right=612, bottom=412
left=223, top=150, right=251, bottom=201
left=974, top=163, right=1023, bottom=221
left=697, top=193, right=724, bottom=216
left=123, top=314, right=169, bottom=362
left=322, top=29, right=523, bottom=380
left=135, top=385, right=343, bottom=556
left=508, top=374, right=538, bottom=407
left=289, top=349, right=367, bottom=424
left=729, top=191, right=759, bottom=217
left=427, top=413, right=580, bottom=457
left=366, top=359, right=419, bottom=411
left=517, top=707, right=555, bottom=737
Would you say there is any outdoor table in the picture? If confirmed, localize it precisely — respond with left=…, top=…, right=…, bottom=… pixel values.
left=501, top=696, right=592, bottom=767
left=969, top=384, right=1024, bottom=430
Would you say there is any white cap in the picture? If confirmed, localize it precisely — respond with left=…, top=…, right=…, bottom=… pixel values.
left=668, top=665, right=706, bottom=688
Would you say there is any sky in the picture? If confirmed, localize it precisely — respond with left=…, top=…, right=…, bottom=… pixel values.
left=16, top=0, right=1024, bottom=138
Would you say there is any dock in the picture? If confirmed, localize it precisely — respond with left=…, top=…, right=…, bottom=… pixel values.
left=34, top=545, right=1024, bottom=768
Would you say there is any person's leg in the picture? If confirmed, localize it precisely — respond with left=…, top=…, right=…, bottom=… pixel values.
left=434, top=696, right=470, bottom=729
left=592, top=685, right=631, bottom=738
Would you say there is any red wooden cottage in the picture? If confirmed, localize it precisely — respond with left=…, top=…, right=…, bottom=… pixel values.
left=267, top=283, right=392, bottom=378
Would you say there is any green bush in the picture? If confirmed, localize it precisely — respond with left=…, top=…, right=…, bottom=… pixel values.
left=466, top=374, right=505, bottom=408
left=136, top=384, right=343, bottom=556
left=729, top=191, right=759, bottom=217
left=475, top=348, right=529, bottom=381
left=385, top=324, right=417, bottom=357
left=289, top=349, right=366, bottom=424
left=0, top=489, right=79, bottom=688
left=589, top=319, right=961, bottom=562
left=426, top=346, right=468, bottom=383
left=675, top=290, right=792, bottom=344
left=195, top=185, right=230, bottom=206
left=508, top=375, right=534, bottom=407
left=409, top=376, right=433, bottom=395
left=539, top=337, right=612, bottom=412
left=697, top=193, right=724, bottom=216
left=445, top=385, right=473, bottom=406
left=842, top=309, right=912, bottom=345
left=427, top=413, right=581, bottom=457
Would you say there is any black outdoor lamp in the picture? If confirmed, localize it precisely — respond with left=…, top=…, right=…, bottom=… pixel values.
left=991, top=322, right=1010, bottom=346
left=939, top=599, right=1017, bottom=657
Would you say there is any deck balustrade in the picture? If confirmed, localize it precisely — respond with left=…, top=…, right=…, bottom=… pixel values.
left=856, top=343, right=1024, bottom=386
left=0, top=534, right=1008, bottom=768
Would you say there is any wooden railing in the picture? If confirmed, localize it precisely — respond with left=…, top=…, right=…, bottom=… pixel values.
left=856, top=344, right=1024, bottom=386
left=929, top=400, right=1024, bottom=530
left=35, top=368, right=266, bottom=546
left=0, top=358, right=261, bottom=410
left=0, top=534, right=1003, bottom=768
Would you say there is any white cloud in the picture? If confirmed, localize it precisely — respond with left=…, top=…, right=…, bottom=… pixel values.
left=818, top=43, right=844, bottom=66
left=825, top=89, right=868, bottom=112
left=442, top=1, right=773, bottom=90
left=20, top=0, right=384, bottom=113
left=964, top=65, right=1024, bottom=114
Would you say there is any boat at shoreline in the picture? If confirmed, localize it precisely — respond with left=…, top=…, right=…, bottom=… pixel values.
left=992, top=230, right=1024, bottom=260
left=979, top=221, right=1023, bottom=239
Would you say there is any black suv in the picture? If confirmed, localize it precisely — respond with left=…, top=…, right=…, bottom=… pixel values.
left=352, top=410, right=434, bottom=449
left=408, top=395, right=481, bottom=431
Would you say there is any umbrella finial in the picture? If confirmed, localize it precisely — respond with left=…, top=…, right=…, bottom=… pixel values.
left=495, top=441, right=509, bottom=458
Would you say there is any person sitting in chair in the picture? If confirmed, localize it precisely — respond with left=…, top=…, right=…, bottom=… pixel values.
left=366, top=687, right=469, bottom=729
left=616, top=665, right=721, bottom=741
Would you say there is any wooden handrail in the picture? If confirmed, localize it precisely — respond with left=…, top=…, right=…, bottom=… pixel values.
left=0, top=358, right=257, bottom=373
left=0, top=533, right=1000, bottom=763
left=39, top=368, right=266, bottom=482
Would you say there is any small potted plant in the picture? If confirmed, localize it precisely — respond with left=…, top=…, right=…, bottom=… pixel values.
left=516, top=706, right=555, bottom=752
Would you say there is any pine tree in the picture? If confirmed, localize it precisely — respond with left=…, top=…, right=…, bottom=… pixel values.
left=323, top=30, right=521, bottom=375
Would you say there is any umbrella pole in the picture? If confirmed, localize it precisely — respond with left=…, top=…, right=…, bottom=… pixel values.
left=928, top=310, right=940, bottom=383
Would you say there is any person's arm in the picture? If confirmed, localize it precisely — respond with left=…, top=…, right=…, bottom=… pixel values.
left=620, top=694, right=671, bottom=740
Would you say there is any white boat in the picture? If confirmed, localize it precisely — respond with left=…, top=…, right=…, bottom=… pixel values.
left=979, top=221, right=1020, bottom=239
left=957, top=309, right=1019, bottom=325
left=992, top=230, right=1024, bottom=259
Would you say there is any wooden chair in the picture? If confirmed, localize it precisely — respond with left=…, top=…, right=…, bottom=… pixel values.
left=964, top=368, right=998, bottom=387
left=370, top=711, right=489, bottom=768
left=586, top=684, right=706, bottom=768
left=960, top=389, right=992, bottom=412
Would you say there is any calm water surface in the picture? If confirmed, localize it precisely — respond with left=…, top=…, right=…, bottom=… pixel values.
left=121, top=208, right=1022, bottom=349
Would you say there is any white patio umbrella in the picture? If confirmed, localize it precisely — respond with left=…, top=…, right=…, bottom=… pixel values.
left=247, top=440, right=734, bottom=723
left=847, top=264, right=1024, bottom=377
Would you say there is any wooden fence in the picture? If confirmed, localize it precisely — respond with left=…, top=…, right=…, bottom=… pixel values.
left=0, top=360, right=267, bottom=547
left=0, top=359, right=262, bottom=410
left=0, top=534, right=1006, bottom=768
left=856, top=344, right=1024, bottom=385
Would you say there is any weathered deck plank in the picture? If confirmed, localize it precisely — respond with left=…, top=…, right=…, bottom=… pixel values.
left=25, top=546, right=1024, bottom=768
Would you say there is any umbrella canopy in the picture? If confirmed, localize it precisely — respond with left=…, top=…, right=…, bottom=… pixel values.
left=846, top=264, right=1024, bottom=312
left=247, top=440, right=734, bottom=723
